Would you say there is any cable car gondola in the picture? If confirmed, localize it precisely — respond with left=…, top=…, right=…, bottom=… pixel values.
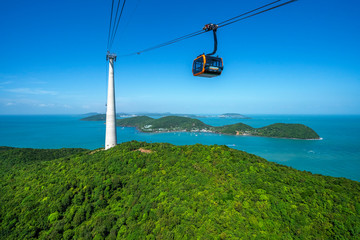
left=193, top=24, right=223, bottom=78
left=193, top=54, right=223, bottom=78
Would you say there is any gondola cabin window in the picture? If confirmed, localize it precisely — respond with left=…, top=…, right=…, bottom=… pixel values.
left=193, top=54, right=223, bottom=78
left=193, top=57, right=204, bottom=74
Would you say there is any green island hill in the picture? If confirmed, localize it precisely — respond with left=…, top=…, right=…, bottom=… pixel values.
left=113, top=116, right=320, bottom=140
left=80, top=114, right=106, bottom=121
left=0, top=142, right=359, bottom=239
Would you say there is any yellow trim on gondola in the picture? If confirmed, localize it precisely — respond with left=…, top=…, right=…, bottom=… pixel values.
left=193, top=54, right=206, bottom=76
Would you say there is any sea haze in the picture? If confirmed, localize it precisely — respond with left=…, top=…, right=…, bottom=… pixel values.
left=0, top=114, right=359, bottom=182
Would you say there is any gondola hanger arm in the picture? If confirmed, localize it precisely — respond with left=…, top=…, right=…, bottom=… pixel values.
left=203, top=23, right=218, bottom=56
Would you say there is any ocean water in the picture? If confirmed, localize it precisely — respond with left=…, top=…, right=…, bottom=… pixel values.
left=0, top=114, right=359, bottom=182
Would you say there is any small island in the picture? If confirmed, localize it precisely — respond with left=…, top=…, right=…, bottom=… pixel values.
left=81, top=114, right=106, bottom=121
left=219, top=113, right=251, bottom=119
left=112, top=116, right=320, bottom=140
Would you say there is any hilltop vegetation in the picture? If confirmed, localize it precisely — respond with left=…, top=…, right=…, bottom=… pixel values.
left=0, top=142, right=359, bottom=239
left=0, top=147, right=86, bottom=168
left=114, top=116, right=320, bottom=139
left=117, top=116, right=211, bottom=132
left=214, top=123, right=254, bottom=135
left=215, top=122, right=320, bottom=139
left=115, top=116, right=154, bottom=128
left=255, top=123, right=320, bottom=139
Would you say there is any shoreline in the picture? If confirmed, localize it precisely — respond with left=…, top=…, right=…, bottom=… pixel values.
left=118, top=125, right=322, bottom=140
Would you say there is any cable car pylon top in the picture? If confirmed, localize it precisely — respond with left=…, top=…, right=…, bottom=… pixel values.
left=106, top=51, right=117, bottom=61
left=203, top=23, right=218, bottom=56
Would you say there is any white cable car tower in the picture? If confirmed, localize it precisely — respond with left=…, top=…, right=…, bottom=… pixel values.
left=105, top=52, right=117, bottom=150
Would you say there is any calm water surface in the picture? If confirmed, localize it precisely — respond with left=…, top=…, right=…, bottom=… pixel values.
left=0, top=114, right=359, bottom=182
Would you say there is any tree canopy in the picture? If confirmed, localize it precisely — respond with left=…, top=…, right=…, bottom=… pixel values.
left=1, top=141, right=359, bottom=239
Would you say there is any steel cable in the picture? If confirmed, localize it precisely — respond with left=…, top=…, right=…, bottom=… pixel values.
left=108, top=0, right=122, bottom=51
left=117, top=0, right=297, bottom=57
left=106, top=0, right=115, bottom=51
left=218, top=0, right=297, bottom=28
left=109, top=0, right=127, bottom=50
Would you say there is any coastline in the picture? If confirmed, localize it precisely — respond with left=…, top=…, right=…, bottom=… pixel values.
left=119, top=125, right=322, bottom=140
left=1, top=114, right=359, bottom=181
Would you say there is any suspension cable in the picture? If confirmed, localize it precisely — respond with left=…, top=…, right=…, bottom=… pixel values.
left=118, top=0, right=142, bottom=42
left=106, top=0, right=115, bottom=51
left=218, top=0, right=297, bottom=28
left=118, top=0, right=297, bottom=57
left=107, top=0, right=122, bottom=52
left=109, top=0, right=127, bottom=50
left=138, top=31, right=205, bottom=55
left=217, top=0, right=281, bottom=26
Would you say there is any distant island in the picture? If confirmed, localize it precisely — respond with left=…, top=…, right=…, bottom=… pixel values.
left=81, top=112, right=101, bottom=117
left=116, top=116, right=320, bottom=139
left=82, top=115, right=320, bottom=139
left=81, top=114, right=106, bottom=121
left=219, top=113, right=251, bottom=119
left=81, top=112, right=251, bottom=120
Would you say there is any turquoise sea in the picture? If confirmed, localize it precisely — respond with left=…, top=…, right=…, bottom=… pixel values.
left=0, top=114, right=359, bottom=182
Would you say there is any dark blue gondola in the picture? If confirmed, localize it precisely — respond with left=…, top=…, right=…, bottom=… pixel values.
left=193, top=23, right=223, bottom=78
left=192, top=54, right=223, bottom=78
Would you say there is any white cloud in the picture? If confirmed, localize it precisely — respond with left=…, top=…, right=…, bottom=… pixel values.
left=29, top=81, right=48, bottom=84
left=63, top=104, right=72, bottom=109
left=0, top=81, right=13, bottom=85
left=5, top=88, right=57, bottom=95
left=38, top=103, right=55, bottom=107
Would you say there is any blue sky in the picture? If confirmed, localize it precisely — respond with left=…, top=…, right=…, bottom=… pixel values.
left=1, top=0, right=359, bottom=115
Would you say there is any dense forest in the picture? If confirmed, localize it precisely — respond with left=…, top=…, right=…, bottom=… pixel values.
left=116, top=116, right=210, bottom=132
left=1, top=142, right=359, bottom=239
left=215, top=122, right=320, bottom=139
left=113, top=116, right=320, bottom=139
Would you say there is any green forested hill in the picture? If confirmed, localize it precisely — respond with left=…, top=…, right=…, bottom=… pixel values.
left=142, top=116, right=209, bottom=131
left=0, top=147, right=87, bottom=169
left=115, top=116, right=153, bottom=128
left=113, top=116, right=320, bottom=139
left=254, top=123, right=320, bottom=139
left=80, top=114, right=106, bottom=121
left=1, top=142, right=359, bottom=239
left=116, top=116, right=211, bottom=132
left=214, top=123, right=320, bottom=139
left=213, top=123, right=254, bottom=135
